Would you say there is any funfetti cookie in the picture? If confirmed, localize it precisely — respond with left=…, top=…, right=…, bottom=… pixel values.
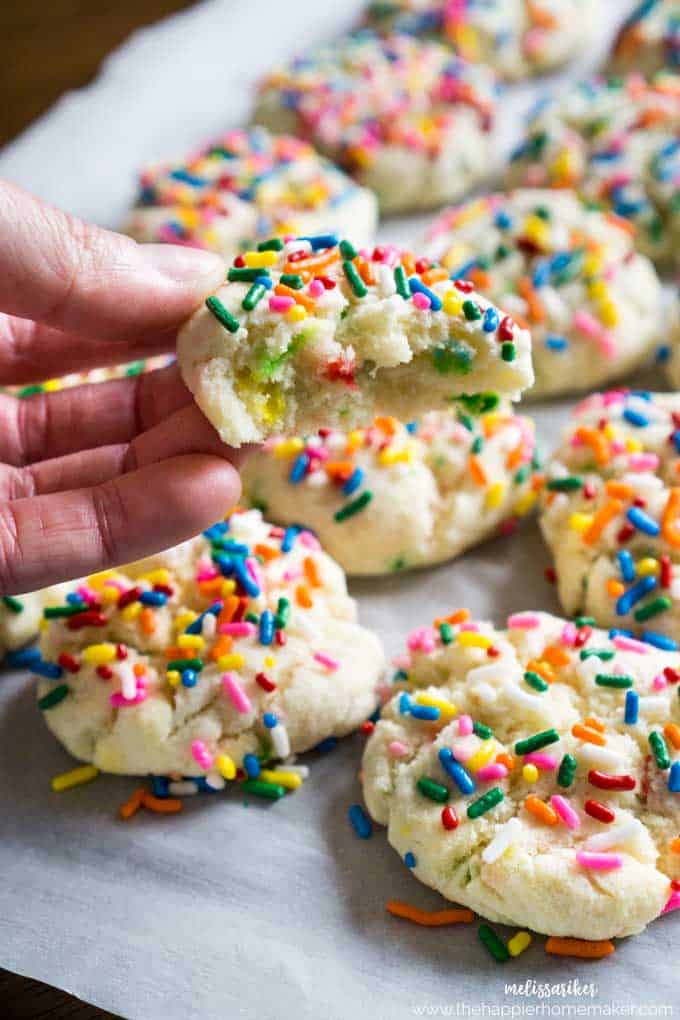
left=125, top=128, right=378, bottom=257
left=362, top=609, right=680, bottom=940
left=610, top=0, right=680, bottom=77
left=34, top=510, right=384, bottom=781
left=506, top=73, right=680, bottom=268
left=421, top=190, right=664, bottom=398
left=241, top=405, right=538, bottom=576
left=363, top=0, right=596, bottom=80
left=253, top=32, right=498, bottom=214
left=177, top=234, right=534, bottom=447
left=540, top=391, right=680, bottom=648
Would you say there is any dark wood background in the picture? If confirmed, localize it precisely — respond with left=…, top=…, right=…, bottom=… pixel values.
left=1, top=3, right=196, bottom=1015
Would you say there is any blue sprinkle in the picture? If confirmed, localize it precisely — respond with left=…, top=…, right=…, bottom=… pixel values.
left=482, top=307, right=499, bottom=333
left=185, top=601, right=223, bottom=635
left=623, top=408, right=650, bottom=427
left=494, top=210, right=512, bottom=230
left=408, top=276, right=442, bottom=311
left=243, top=753, right=261, bottom=779
left=630, top=391, right=651, bottom=400
left=263, top=711, right=278, bottom=729
left=669, top=762, right=680, bottom=793
left=66, top=592, right=86, bottom=606
left=256, top=274, right=273, bottom=290
left=222, top=541, right=249, bottom=556
left=405, top=422, right=417, bottom=434
left=410, top=704, right=440, bottom=721
left=289, top=453, right=308, bottom=484
left=398, top=692, right=412, bottom=715
left=343, top=468, right=364, bottom=496
left=5, top=646, right=42, bottom=668
left=314, top=736, right=338, bottom=753
left=674, top=431, right=680, bottom=456
left=616, top=575, right=657, bottom=615
left=545, top=334, right=568, bottom=351
left=617, top=550, right=635, bottom=583
left=181, top=670, right=197, bottom=688
left=656, top=344, right=670, bottom=364
left=404, top=851, right=416, bottom=868
left=259, top=609, right=275, bottom=645
left=450, top=258, right=478, bottom=279
left=194, top=776, right=219, bottom=794
left=438, top=747, right=475, bottom=795
left=169, top=168, right=205, bottom=187
left=626, top=506, right=660, bottom=536
left=298, top=233, right=339, bottom=250
left=608, top=627, right=634, bottom=639
left=139, top=590, right=167, bottom=607
left=642, top=630, right=679, bottom=651
left=348, top=803, right=372, bottom=839
left=624, top=689, right=639, bottom=725
left=31, top=660, right=64, bottom=680
left=531, top=261, right=551, bottom=288
left=151, top=776, right=170, bottom=799
left=203, top=521, right=229, bottom=541
left=282, top=526, right=300, bottom=553
left=233, top=558, right=260, bottom=598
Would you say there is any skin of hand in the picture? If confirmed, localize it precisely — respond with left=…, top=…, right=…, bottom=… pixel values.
left=0, top=179, right=244, bottom=594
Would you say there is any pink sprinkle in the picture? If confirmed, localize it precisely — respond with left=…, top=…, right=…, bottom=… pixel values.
left=407, top=627, right=437, bottom=653
left=246, top=557, right=263, bottom=589
left=653, top=674, right=668, bottom=691
left=411, top=291, right=431, bottom=310
left=459, top=622, right=480, bottom=633
left=457, top=714, right=473, bottom=736
left=196, top=566, right=219, bottom=582
left=308, top=279, right=325, bottom=298
left=628, top=453, right=659, bottom=472
left=222, top=672, right=252, bottom=714
left=388, top=740, right=409, bottom=758
left=191, top=739, right=213, bottom=770
left=314, top=652, right=340, bottom=671
left=662, top=890, right=680, bottom=915
left=602, top=390, right=627, bottom=406
left=507, top=612, right=540, bottom=629
left=612, top=635, right=648, bottom=654
left=269, top=295, right=295, bottom=313
left=76, top=585, right=99, bottom=605
left=561, top=622, right=577, bottom=646
left=576, top=851, right=623, bottom=871
left=551, top=794, right=580, bottom=830
left=110, top=690, right=147, bottom=707
left=524, top=752, right=557, bottom=771
left=476, top=763, right=508, bottom=782
left=299, top=530, right=321, bottom=550
left=574, top=310, right=599, bottom=338
left=393, top=653, right=412, bottom=671
left=220, top=622, right=256, bottom=637
left=282, top=568, right=303, bottom=582
left=452, top=743, right=473, bottom=762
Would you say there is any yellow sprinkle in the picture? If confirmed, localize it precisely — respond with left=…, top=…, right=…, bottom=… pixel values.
left=221, top=579, right=237, bottom=598
left=442, top=290, right=463, bottom=316
left=587, top=279, right=606, bottom=299
left=138, top=568, right=170, bottom=586
left=264, top=655, right=276, bottom=669
left=508, top=931, right=532, bottom=957
left=42, top=379, right=62, bottom=392
left=379, top=445, right=414, bottom=466
left=522, top=763, right=539, bottom=783
left=177, top=634, right=205, bottom=650
left=457, top=632, right=492, bottom=649
left=274, top=438, right=305, bottom=458
left=582, top=251, right=604, bottom=276
left=51, top=765, right=99, bottom=792
left=625, top=438, right=642, bottom=453
left=569, top=512, right=593, bottom=534
left=87, top=569, right=118, bottom=591
left=415, top=693, right=458, bottom=721
left=551, top=148, right=575, bottom=179
left=174, top=610, right=197, bottom=632
left=260, top=769, right=302, bottom=790
left=514, top=490, right=537, bottom=517
left=286, top=304, right=307, bottom=323
left=598, top=299, right=618, bottom=327
left=82, top=642, right=117, bottom=665
left=39, top=618, right=48, bottom=632
left=467, top=740, right=496, bottom=773
left=217, top=653, right=245, bottom=670
left=485, top=482, right=505, bottom=509
left=215, top=754, right=236, bottom=780
left=166, top=670, right=181, bottom=687
left=637, top=557, right=660, bottom=577
left=122, top=602, right=142, bottom=622
left=100, top=585, right=120, bottom=605
left=243, top=249, right=278, bottom=268
left=441, top=243, right=468, bottom=271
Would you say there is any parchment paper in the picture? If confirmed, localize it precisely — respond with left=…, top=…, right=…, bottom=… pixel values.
left=1, top=3, right=677, bottom=1018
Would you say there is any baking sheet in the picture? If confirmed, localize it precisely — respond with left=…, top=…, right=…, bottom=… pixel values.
left=1, top=2, right=678, bottom=1018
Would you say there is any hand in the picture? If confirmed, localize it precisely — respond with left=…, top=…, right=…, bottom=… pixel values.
left=0, top=180, right=242, bottom=594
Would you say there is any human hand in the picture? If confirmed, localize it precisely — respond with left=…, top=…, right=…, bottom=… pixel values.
left=0, top=180, right=242, bottom=594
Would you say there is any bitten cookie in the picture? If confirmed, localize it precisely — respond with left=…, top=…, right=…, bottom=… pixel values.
left=362, top=609, right=680, bottom=939
left=610, top=0, right=680, bottom=77
left=506, top=73, right=680, bottom=268
left=241, top=405, right=538, bottom=576
left=363, top=0, right=596, bottom=80
left=253, top=32, right=497, bottom=213
left=33, top=510, right=384, bottom=778
left=421, top=190, right=664, bottom=398
left=540, top=390, right=680, bottom=647
left=124, top=127, right=377, bottom=257
left=177, top=234, right=534, bottom=446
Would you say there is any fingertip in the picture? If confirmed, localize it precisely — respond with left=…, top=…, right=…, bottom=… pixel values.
left=137, top=244, right=225, bottom=300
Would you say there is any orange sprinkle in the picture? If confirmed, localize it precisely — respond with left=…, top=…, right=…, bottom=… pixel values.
left=326, top=460, right=355, bottom=482
left=140, top=607, right=157, bottom=636
left=296, top=584, right=313, bottom=609
left=584, top=716, right=605, bottom=733
left=495, top=752, right=515, bottom=771
left=198, top=577, right=224, bottom=595
left=434, top=608, right=470, bottom=627
left=217, top=595, right=240, bottom=627
left=274, top=282, right=316, bottom=311
left=545, top=937, right=615, bottom=959
left=506, top=444, right=526, bottom=471
left=386, top=900, right=474, bottom=927
left=304, top=556, right=322, bottom=587
left=468, top=455, right=487, bottom=487
left=528, top=0, right=558, bottom=28
left=421, top=267, right=449, bottom=286
left=400, top=252, right=416, bottom=276
left=576, top=427, right=610, bottom=467
left=583, top=500, right=623, bottom=545
left=541, top=645, right=571, bottom=668
left=607, top=579, right=625, bottom=599
left=283, top=247, right=339, bottom=275
left=468, top=267, right=492, bottom=291
left=133, top=662, right=146, bottom=678
left=525, top=794, right=558, bottom=826
left=141, top=793, right=183, bottom=814
left=356, top=258, right=376, bottom=287
left=526, top=659, right=555, bottom=684
left=662, top=489, right=680, bottom=548
left=605, top=211, right=636, bottom=236
left=254, top=543, right=280, bottom=561
left=572, top=723, right=606, bottom=747
left=164, top=646, right=183, bottom=660
left=119, top=787, right=145, bottom=821
left=518, top=276, right=546, bottom=323
left=374, top=416, right=398, bottom=436
left=670, top=837, right=680, bottom=854
left=210, top=634, right=233, bottom=661
left=664, top=723, right=680, bottom=751
left=605, top=480, right=634, bottom=500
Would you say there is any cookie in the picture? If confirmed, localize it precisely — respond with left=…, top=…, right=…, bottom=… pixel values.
left=362, top=609, right=680, bottom=939
left=124, top=127, right=377, bottom=258
left=363, top=0, right=596, bottom=80
left=34, top=509, right=384, bottom=778
left=241, top=405, right=538, bottom=576
left=253, top=32, right=497, bottom=213
left=610, top=0, right=680, bottom=77
left=177, top=234, right=534, bottom=446
left=422, top=190, right=664, bottom=398
left=540, top=390, right=680, bottom=647
left=506, top=73, right=680, bottom=268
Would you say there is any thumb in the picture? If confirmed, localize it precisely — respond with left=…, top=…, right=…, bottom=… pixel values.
left=0, top=179, right=225, bottom=341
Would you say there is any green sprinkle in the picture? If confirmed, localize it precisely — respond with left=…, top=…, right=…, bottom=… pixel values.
left=514, top=465, right=530, bottom=485
left=227, top=267, right=266, bottom=283
left=547, top=476, right=583, bottom=492
left=43, top=603, right=88, bottom=618
left=524, top=670, right=548, bottom=692
left=574, top=616, right=596, bottom=628
left=417, top=777, right=449, bottom=803
left=241, top=779, right=286, bottom=800
left=124, top=361, right=145, bottom=376
left=275, top=596, right=290, bottom=629
left=2, top=595, right=24, bottom=614
left=433, top=340, right=473, bottom=375
left=471, top=436, right=483, bottom=455
left=458, top=392, right=500, bottom=414
left=394, top=264, right=410, bottom=299
left=595, top=673, right=633, bottom=689
left=473, top=721, right=493, bottom=740
left=557, top=753, right=577, bottom=788
left=242, top=282, right=267, bottom=312
left=244, top=613, right=259, bottom=625
left=38, top=684, right=69, bottom=711
left=206, top=296, right=240, bottom=333
left=166, top=658, right=203, bottom=672
left=634, top=597, right=672, bottom=622
left=478, top=924, right=510, bottom=963
left=342, top=260, right=368, bottom=298
left=579, top=649, right=615, bottom=661
left=457, top=412, right=474, bottom=432
left=462, top=299, right=481, bottom=321
left=649, top=730, right=671, bottom=770
left=334, top=491, right=373, bottom=522
left=515, top=728, right=559, bottom=756
left=467, top=787, right=504, bottom=819
left=17, top=385, right=45, bottom=398
left=439, top=622, right=453, bottom=645
left=257, top=238, right=284, bottom=252
left=339, top=239, right=357, bottom=259
left=501, top=342, right=516, bottom=362
left=280, top=273, right=304, bottom=289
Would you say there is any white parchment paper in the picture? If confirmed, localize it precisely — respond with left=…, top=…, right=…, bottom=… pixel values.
left=1, top=2, right=678, bottom=1018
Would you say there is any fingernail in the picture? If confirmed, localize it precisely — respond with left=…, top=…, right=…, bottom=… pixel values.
left=139, top=243, right=225, bottom=290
